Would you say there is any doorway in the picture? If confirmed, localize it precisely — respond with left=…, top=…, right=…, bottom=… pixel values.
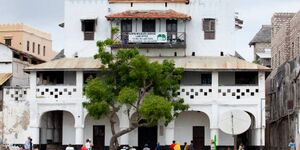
left=138, top=126, right=157, bottom=150
left=142, top=20, right=156, bottom=32
left=193, top=126, right=205, bottom=150
left=93, top=126, right=105, bottom=150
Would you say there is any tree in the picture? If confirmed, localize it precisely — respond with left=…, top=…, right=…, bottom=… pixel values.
left=83, top=39, right=189, bottom=150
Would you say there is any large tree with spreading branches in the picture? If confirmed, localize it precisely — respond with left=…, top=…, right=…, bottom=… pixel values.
left=83, top=39, right=189, bottom=150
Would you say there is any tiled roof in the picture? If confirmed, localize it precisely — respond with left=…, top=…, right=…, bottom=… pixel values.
left=249, top=25, right=271, bottom=46
left=0, top=73, right=12, bottom=86
left=109, top=0, right=188, bottom=3
left=106, top=10, right=191, bottom=20
left=25, top=56, right=271, bottom=71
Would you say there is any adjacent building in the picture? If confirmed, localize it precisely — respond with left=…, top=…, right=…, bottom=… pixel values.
left=0, top=24, right=57, bottom=61
left=2, top=0, right=268, bottom=150
left=266, top=10, right=300, bottom=149
left=249, top=25, right=271, bottom=67
left=271, top=12, right=300, bottom=69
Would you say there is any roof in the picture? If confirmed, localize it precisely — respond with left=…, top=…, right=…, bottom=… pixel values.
left=256, top=52, right=271, bottom=59
left=108, top=0, right=188, bottom=3
left=52, top=49, right=65, bottom=60
left=25, top=56, right=271, bottom=72
left=106, top=9, right=191, bottom=20
left=249, top=25, right=271, bottom=46
left=0, top=43, right=46, bottom=62
left=0, top=73, right=12, bottom=86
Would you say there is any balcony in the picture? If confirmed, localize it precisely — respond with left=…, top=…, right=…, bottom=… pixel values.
left=112, top=32, right=186, bottom=49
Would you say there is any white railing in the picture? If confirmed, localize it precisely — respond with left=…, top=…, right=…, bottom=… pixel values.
left=218, top=86, right=259, bottom=100
left=3, top=87, right=29, bottom=101
left=179, top=86, right=213, bottom=100
left=36, top=86, right=81, bottom=99
left=179, top=85, right=260, bottom=101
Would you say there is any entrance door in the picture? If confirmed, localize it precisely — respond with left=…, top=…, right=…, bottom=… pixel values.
left=142, top=20, right=156, bottom=32
left=121, top=20, right=132, bottom=42
left=193, top=126, right=205, bottom=150
left=93, top=126, right=105, bottom=150
left=138, top=126, right=157, bottom=150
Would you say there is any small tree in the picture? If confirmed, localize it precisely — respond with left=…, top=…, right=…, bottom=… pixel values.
left=83, top=39, right=189, bottom=150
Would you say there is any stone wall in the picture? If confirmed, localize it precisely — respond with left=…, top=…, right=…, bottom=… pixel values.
left=253, top=42, right=271, bottom=60
left=271, top=11, right=300, bottom=69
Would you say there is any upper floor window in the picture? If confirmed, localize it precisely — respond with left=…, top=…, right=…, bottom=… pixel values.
left=38, top=44, right=40, bottom=55
left=203, top=18, right=216, bottom=40
left=27, top=41, right=30, bottom=51
left=4, top=39, right=12, bottom=46
left=142, top=20, right=156, bottom=32
left=43, top=46, right=46, bottom=56
left=32, top=42, right=35, bottom=53
left=81, top=19, right=96, bottom=40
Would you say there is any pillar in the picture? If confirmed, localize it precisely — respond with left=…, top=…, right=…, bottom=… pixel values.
left=211, top=72, right=219, bottom=99
left=76, top=71, right=83, bottom=96
left=210, top=128, right=219, bottom=146
left=75, top=127, right=84, bottom=145
left=30, top=126, right=40, bottom=144
left=165, top=120, right=175, bottom=145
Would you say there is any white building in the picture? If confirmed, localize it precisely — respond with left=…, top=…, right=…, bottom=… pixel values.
left=1, top=0, right=269, bottom=150
left=3, top=56, right=269, bottom=150
left=64, top=0, right=241, bottom=58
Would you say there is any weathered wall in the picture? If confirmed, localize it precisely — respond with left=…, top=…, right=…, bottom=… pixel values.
left=266, top=55, right=300, bottom=149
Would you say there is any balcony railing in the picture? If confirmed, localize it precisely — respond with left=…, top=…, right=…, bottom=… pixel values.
left=112, top=32, right=186, bottom=48
left=36, top=85, right=81, bottom=99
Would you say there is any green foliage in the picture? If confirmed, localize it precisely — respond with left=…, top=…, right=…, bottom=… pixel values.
left=111, top=27, right=120, bottom=36
left=252, top=59, right=260, bottom=64
left=139, top=94, right=173, bottom=126
left=83, top=39, right=189, bottom=128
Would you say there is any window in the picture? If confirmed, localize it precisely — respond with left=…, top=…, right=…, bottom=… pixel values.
left=121, top=20, right=132, bottom=41
left=32, top=42, right=35, bottom=53
left=81, top=19, right=96, bottom=40
left=203, top=18, right=216, bottom=40
left=38, top=44, right=40, bottom=55
left=201, top=74, right=212, bottom=85
left=43, top=46, right=46, bottom=56
left=142, top=20, right=156, bottom=32
left=4, top=39, right=11, bottom=46
left=27, top=41, right=30, bottom=51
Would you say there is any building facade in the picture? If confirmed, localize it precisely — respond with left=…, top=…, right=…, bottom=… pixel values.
left=64, top=0, right=241, bottom=57
left=2, top=56, right=269, bottom=150
left=0, top=24, right=57, bottom=61
left=271, top=11, right=300, bottom=69
left=249, top=25, right=271, bottom=67
left=1, top=0, right=268, bottom=150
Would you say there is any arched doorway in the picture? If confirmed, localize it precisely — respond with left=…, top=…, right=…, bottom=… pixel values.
left=39, top=110, right=75, bottom=150
left=174, top=111, right=210, bottom=150
left=237, top=112, right=256, bottom=148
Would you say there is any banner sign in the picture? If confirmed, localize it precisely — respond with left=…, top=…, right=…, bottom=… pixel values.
left=128, top=32, right=167, bottom=43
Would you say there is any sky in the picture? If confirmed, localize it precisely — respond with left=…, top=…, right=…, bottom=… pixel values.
left=0, top=0, right=299, bottom=61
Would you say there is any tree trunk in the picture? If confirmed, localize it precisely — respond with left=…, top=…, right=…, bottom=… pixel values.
left=109, top=125, right=140, bottom=150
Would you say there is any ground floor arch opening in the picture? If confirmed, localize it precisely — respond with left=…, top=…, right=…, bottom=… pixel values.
left=39, top=110, right=75, bottom=150
left=174, top=111, right=210, bottom=150
left=237, top=112, right=257, bottom=149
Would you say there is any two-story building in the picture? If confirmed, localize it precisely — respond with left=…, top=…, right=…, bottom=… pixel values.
left=1, top=0, right=268, bottom=150
left=2, top=56, right=269, bottom=150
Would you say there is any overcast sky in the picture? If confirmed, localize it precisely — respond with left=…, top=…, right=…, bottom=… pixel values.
left=0, top=0, right=299, bottom=61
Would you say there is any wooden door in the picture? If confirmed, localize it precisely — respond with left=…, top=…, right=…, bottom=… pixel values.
left=93, top=126, right=105, bottom=150
left=193, top=126, right=204, bottom=150
left=142, top=20, right=156, bottom=32
left=121, top=20, right=132, bottom=42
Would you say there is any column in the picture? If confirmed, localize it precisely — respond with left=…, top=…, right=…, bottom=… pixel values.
left=119, top=107, right=129, bottom=145
left=211, top=72, right=219, bottom=99
left=76, top=71, right=83, bottom=96
left=30, top=126, right=40, bottom=144
left=210, top=128, right=219, bottom=146
left=75, top=126, right=84, bottom=145
left=165, top=120, right=175, bottom=145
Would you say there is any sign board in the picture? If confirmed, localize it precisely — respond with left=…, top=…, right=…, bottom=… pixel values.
left=128, top=32, right=167, bottom=43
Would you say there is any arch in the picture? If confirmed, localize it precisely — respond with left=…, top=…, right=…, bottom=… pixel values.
left=39, top=110, right=76, bottom=145
left=174, top=111, right=210, bottom=146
